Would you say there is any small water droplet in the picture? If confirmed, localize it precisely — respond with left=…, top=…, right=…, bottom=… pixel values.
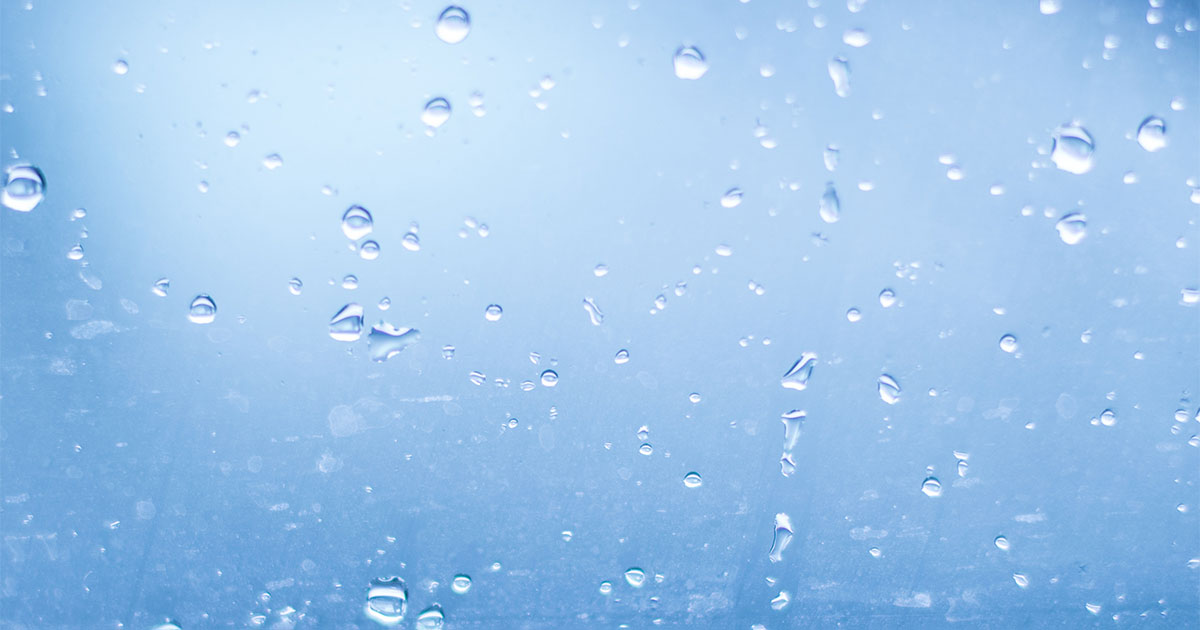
left=342, top=275, right=359, bottom=290
left=402, top=232, right=420, bottom=251
left=683, top=472, right=703, bottom=488
left=1136, top=116, right=1167, bottom=152
left=614, top=349, right=630, bottom=364
left=187, top=295, right=216, bottom=324
left=224, top=131, right=240, bottom=147
left=714, top=244, right=733, bottom=257
left=842, top=28, right=870, bottom=47
left=421, top=97, right=451, bottom=128
left=823, top=144, right=839, bottom=172
left=450, top=574, right=472, bottom=595
left=878, top=374, right=901, bottom=404
left=66, top=244, right=83, bottom=260
left=368, top=323, right=420, bottom=362
left=360, top=240, right=381, bottom=260
left=1013, top=573, right=1029, bottom=589
left=868, top=547, right=882, bottom=558
left=1050, top=124, right=1095, bottom=174
left=414, top=604, right=444, bottom=630
left=342, top=205, right=374, bottom=240
left=365, top=577, right=408, bottom=626
left=1099, top=409, right=1116, bottom=427
left=435, top=6, right=470, bottom=44
left=152, top=277, right=170, bottom=297
left=112, top=59, right=129, bottom=75
left=921, top=476, right=942, bottom=497
left=999, top=334, right=1018, bottom=353
left=995, top=535, right=1011, bottom=551
left=1055, top=212, right=1087, bottom=245
left=781, top=353, right=817, bottom=391
left=720, top=187, right=743, bottom=208
left=1085, top=602, right=1102, bottom=615
left=262, top=154, right=283, bottom=170
left=378, top=297, right=391, bottom=311
left=638, top=443, right=653, bottom=455
left=593, top=263, right=609, bottom=277
left=769, top=513, right=794, bottom=563
left=828, top=56, right=851, bottom=97
left=818, top=182, right=840, bottom=223
left=673, top=46, right=708, bottom=80
left=879, top=288, right=896, bottom=308
left=484, top=304, right=503, bottom=321
left=288, top=278, right=303, bottom=295
left=624, top=568, right=646, bottom=588
left=561, top=530, right=573, bottom=541
left=688, top=392, right=701, bottom=403
left=846, top=308, right=862, bottom=322
left=599, top=581, right=613, bottom=595
left=329, top=303, right=364, bottom=341
left=2, top=164, right=46, bottom=212
left=1040, top=0, right=1062, bottom=15
left=540, top=369, right=559, bottom=387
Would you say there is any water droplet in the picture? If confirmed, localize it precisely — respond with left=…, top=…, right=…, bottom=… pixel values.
left=781, top=409, right=805, bottom=452
left=593, top=263, right=609, bottom=277
left=823, top=144, right=839, bottom=172
left=846, top=308, right=862, bottom=322
left=378, top=297, right=391, bottom=311
left=152, top=277, right=170, bottom=297
left=540, top=369, right=559, bottom=387
left=921, top=476, right=942, bottom=497
left=342, top=205, right=374, bottom=240
left=561, top=530, right=573, bottom=541
left=402, top=232, right=420, bottom=252
left=714, top=244, right=733, bottom=257
left=1050, top=124, right=1095, bottom=174
left=1039, top=0, right=1062, bottom=14
left=435, top=6, right=470, bottom=44
left=818, top=182, right=840, bottom=223
left=365, top=577, right=408, bottom=626
left=224, top=131, right=240, bottom=147
left=624, top=568, right=646, bottom=588
left=187, top=295, right=216, bottom=324
left=995, top=535, right=1011, bottom=551
left=1013, top=573, right=1029, bottom=589
left=720, top=187, right=743, bottom=208
left=1136, top=116, right=1167, bottom=152
left=683, top=472, right=703, bottom=488
left=781, top=353, right=817, bottom=391
left=451, top=574, right=472, bottom=595
left=768, top=513, right=794, bottom=563
left=421, top=98, right=451, bottom=128
left=999, top=334, right=1018, bottom=353
left=673, top=46, right=708, bottom=79
left=879, top=288, right=896, bottom=308
left=582, top=298, right=604, bottom=325
left=67, top=244, right=83, bottom=260
left=868, top=547, right=882, bottom=558
left=2, top=164, right=46, bottom=212
left=484, top=304, right=503, bottom=321
left=770, top=590, right=791, bottom=610
left=614, top=349, right=630, bottom=364
left=368, top=323, right=420, bottom=362
left=878, top=374, right=901, bottom=404
left=149, top=622, right=182, bottom=630
left=342, top=275, right=359, bottom=290
left=842, top=28, right=870, bottom=47
left=360, top=240, right=381, bottom=260
left=329, top=303, right=365, bottom=341
left=262, top=154, right=283, bottom=170
left=288, top=278, right=303, bottom=295
left=414, top=604, right=444, bottom=630
left=112, top=59, right=129, bottom=75
left=828, top=56, right=851, bottom=97
left=1099, top=409, right=1116, bottom=427
left=599, top=581, right=613, bottom=595
left=71, top=207, right=86, bottom=220
left=1055, top=212, right=1087, bottom=245
left=638, top=443, right=653, bottom=455
left=1085, top=602, right=1102, bottom=615
left=688, top=392, right=701, bottom=403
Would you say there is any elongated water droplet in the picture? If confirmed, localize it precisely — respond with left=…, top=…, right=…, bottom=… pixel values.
left=1050, top=124, right=1095, bottom=174
left=823, top=144, right=839, bottom=172
left=673, top=46, right=708, bottom=79
left=781, top=410, right=805, bottom=452
left=768, top=513, right=794, bottom=563
left=720, top=187, right=743, bottom=208
left=365, top=577, right=408, bottom=626
left=1136, top=116, right=1167, bottom=152
left=582, top=297, right=604, bottom=325
left=368, top=323, right=420, bottom=362
left=614, top=349, right=630, bottom=364
left=421, top=98, right=451, bottom=128
left=818, top=182, right=840, bottom=223
left=683, top=472, right=703, bottom=488
left=1055, top=212, right=1087, bottom=245
left=999, top=334, right=1018, bottom=353
left=624, top=568, right=646, bottom=588
left=435, top=6, right=470, bottom=44
left=414, top=604, right=444, bottom=630
left=329, top=303, right=364, bottom=341
left=921, top=476, right=942, bottom=497
left=2, top=165, right=46, bottom=212
left=878, top=374, right=901, bottom=404
left=187, top=295, right=216, bottom=324
left=995, top=535, right=1011, bottom=551
left=484, top=304, right=503, bottom=321
left=828, top=56, right=850, bottom=97
left=288, top=278, right=302, bottom=295
left=342, top=205, right=374, bottom=240
left=451, top=574, right=472, bottom=594
left=781, top=353, right=817, bottom=391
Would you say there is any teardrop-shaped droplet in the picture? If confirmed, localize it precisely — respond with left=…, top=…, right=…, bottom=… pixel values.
left=921, top=476, right=942, bottom=497
left=828, top=56, right=851, bottom=97
left=368, top=323, right=420, bottom=362
left=1055, top=212, right=1087, bottom=245
left=1136, top=116, right=1167, bottom=152
left=683, top=472, right=703, bottom=488
left=342, top=205, right=374, bottom=240
left=484, top=304, right=503, bottom=321
left=720, top=187, right=743, bottom=208
left=421, top=98, right=451, bottom=128
left=364, top=577, right=408, bottom=626
left=329, top=303, right=365, bottom=342
left=673, top=46, right=708, bottom=80
left=435, top=6, right=471, bottom=44
left=999, top=334, right=1018, bottom=353
left=781, top=353, right=817, bottom=391
left=818, top=182, right=840, bottom=223
left=768, top=513, right=794, bottom=563
left=624, top=568, right=646, bottom=588
left=540, top=369, right=558, bottom=387
left=359, top=240, right=380, bottom=260
left=187, top=295, right=216, bottom=324
left=1050, top=124, right=1095, bottom=174
left=451, top=574, right=472, bottom=594
left=2, top=165, right=46, bottom=212
left=878, top=374, right=901, bottom=404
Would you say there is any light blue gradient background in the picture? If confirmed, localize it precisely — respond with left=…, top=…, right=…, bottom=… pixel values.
left=2, top=0, right=1198, bottom=627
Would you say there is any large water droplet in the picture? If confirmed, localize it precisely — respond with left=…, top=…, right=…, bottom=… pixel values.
left=540, top=369, right=558, bottom=387
left=421, top=98, right=452, bottom=128
left=828, top=56, right=851, bottom=97
left=2, top=165, right=46, bottom=212
left=921, top=476, right=942, bottom=497
left=683, top=472, right=703, bottom=488
left=624, top=568, right=646, bottom=588
left=1136, top=116, right=1167, bottom=152
left=365, top=577, right=408, bottom=626
left=818, top=182, right=840, bottom=223
left=187, top=295, right=216, bottom=324
left=999, top=334, right=1018, bottom=353
left=768, top=513, right=794, bottom=563
left=1055, top=212, right=1087, bottom=245
left=1050, top=124, right=1095, bottom=174
left=451, top=574, right=472, bottom=594
left=878, top=374, right=901, bottom=404
left=484, top=304, right=503, bottom=321
left=435, top=6, right=471, bottom=44
left=781, top=353, right=817, bottom=391
left=329, top=303, right=365, bottom=341
left=368, top=323, right=420, bottom=362
left=673, top=46, right=708, bottom=80
left=582, top=298, right=604, bottom=325
left=342, top=205, right=374, bottom=240
left=720, top=187, right=743, bottom=208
